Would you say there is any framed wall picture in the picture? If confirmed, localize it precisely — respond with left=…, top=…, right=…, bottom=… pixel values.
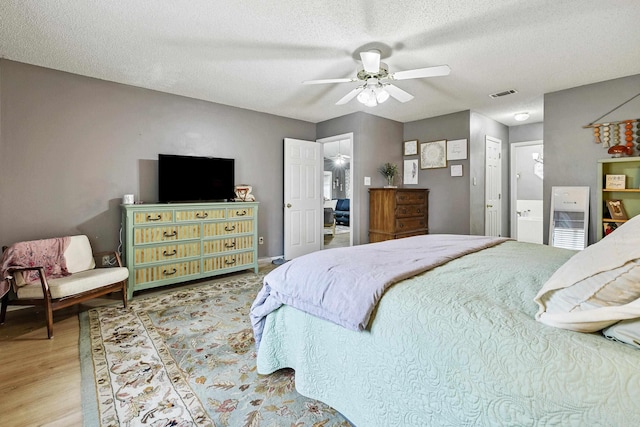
left=447, top=139, right=468, bottom=160
left=606, top=199, right=628, bottom=220
left=403, top=159, right=419, bottom=184
left=404, top=139, right=418, bottom=156
left=420, top=140, right=447, bottom=169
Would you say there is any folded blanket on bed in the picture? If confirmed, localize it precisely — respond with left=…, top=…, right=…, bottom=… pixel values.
left=251, top=234, right=507, bottom=349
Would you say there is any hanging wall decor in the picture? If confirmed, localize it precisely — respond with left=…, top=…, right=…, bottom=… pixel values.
left=583, top=91, right=640, bottom=156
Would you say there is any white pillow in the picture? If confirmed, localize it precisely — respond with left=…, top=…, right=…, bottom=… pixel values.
left=602, top=319, right=640, bottom=349
left=534, top=214, right=640, bottom=332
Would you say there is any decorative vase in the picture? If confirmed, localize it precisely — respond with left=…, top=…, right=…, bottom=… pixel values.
left=384, top=175, right=397, bottom=188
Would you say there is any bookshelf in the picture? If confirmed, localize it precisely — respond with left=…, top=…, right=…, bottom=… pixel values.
left=597, top=157, right=640, bottom=240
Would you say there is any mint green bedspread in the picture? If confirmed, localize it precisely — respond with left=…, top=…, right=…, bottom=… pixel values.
left=257, top=241, right=640, bottom=426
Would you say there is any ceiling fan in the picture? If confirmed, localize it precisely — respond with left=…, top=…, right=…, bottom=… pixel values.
left=303, top=49, right=450, bottom=107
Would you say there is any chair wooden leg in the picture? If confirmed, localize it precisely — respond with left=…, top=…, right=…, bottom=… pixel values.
left=0, top=294, right=8, bottom=325
left=121, top=280, right=128, bottom=309
left=44, top=298, right=54, bottom=339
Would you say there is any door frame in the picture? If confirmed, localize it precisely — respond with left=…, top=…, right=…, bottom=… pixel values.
left=509, top=140, right=543, bottom=239
left=317, top=133, right=354, bottom=248
left=484, top=136, right=502, bottom=237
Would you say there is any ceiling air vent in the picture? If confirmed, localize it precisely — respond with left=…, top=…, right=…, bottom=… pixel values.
left=489, top=89, right=518, bottom=99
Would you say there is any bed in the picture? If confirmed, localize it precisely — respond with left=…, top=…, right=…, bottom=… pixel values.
left=251, top=228, right=640, bottom=426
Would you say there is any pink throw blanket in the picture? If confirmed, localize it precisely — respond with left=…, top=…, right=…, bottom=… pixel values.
left=0, top=237, right=71, bottom=298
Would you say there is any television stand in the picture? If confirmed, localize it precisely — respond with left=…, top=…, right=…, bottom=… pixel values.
left=121, top=201, right=259, bottom=299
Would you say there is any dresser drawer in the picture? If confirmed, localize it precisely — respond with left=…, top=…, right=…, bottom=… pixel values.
left=175, top=208, right=226, bottom=221
left=396, top=217, right=427, bottom=231
left=202, top=251, right=255, bottom=273
left=227, top=207, right=255, bottom=218
left=133, top=242, right=201, bottom=265
left=395, top=204, right=427, bottom=218
left=134, top=211, right=173, bottom=224
left=202, top=220, right=254, bottom=237
left=396, top=191, right=427, bottom=205
left=203, top=236, right=254, bottom=254
left=134, top=260, right=200, bottom=285
left=133, top=224, right=200, bottom=244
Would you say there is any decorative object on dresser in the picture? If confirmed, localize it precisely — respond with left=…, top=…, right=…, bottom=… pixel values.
left=234, top=184, right=255, bottom=201
left=121, top=202, right=258, bottom=299
left=369, top=188, right=428, bottom=243
left=378, top=162, right=398, bottom=188
left=596, top=157, right=640, bottom=241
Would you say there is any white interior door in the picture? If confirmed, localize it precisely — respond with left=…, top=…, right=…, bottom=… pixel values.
left=284, top=138, right=322, bottom=260
left=485, top=136, right=502, bottom=236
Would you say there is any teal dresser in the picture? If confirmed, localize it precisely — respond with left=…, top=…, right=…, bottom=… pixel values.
left=121, top=202, right=259, bottom=299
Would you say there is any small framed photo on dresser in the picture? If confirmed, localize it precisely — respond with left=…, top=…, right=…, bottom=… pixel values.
left=404, top=139, right=418, bottom=156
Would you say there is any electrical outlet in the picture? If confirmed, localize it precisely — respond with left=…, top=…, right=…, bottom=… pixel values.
left=258, top=236, right=264, bottom=244
left=101, top=255, right=111, bottom=265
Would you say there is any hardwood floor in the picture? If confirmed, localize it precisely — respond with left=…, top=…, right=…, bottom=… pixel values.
left=0, top=302, right=89, bottom=426
left=0, top=267, right=273, bottom=427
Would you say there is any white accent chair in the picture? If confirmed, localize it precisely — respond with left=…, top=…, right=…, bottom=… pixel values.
left=1, top=235, right=128, bottom=338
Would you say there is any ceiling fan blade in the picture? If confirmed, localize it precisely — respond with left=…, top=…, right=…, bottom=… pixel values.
left=390, top=65, right=451, bottom=80
left=360, top=51, right=381, bottom=73
left=336, top=87, right=364, bottom=105
left=303, top=77, right=356, bottom=85
left=384, top=84, right=414, bottom=103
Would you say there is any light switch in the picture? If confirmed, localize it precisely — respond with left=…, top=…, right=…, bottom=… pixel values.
left=364, top=176, right=371, bottom=186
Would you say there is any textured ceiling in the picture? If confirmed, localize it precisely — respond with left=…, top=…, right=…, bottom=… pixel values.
left=1, top=1, right=640, bottom=126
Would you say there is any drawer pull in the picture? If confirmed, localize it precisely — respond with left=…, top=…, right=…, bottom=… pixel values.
left=225, top=241, right=236, bottom=249
left=163, top=268, right=177, bottom=276
left=147, top=214, right=162, bottom=221
left=224, top=225, right=236, bottom=232
left=225, top=258, right=236, bottom=266
left=196, top=212, right=209, bottom=219
left=235, top=210, right=247, bottom=216
left=163, top=230, right=178, bottom=238
left=163, top=249, right=177, bottom=256
left=399, top=224, right=404, bottom=228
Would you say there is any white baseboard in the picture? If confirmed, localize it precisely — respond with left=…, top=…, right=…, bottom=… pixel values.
left=258, top=256, right=284, bottom=266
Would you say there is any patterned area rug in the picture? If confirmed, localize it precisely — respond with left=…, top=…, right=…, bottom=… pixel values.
left=80, top=271, right=350, bottom=427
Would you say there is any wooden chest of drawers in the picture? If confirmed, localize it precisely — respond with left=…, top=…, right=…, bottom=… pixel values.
left=368, top=188, right=429, bottom=243
left=122, top=202, right=258, bottom=299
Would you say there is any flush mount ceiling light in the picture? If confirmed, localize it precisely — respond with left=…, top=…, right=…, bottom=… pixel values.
left=514, top=112, right=530, bottom=122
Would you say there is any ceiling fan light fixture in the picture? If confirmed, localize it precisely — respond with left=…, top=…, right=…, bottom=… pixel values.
left=375, top=86, right=390, bottom=103
left=357, top=89, right=371, bottom=104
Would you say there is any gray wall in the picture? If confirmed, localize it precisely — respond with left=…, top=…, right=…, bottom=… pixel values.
left=317, top=112, right=404, bottom=244
left=0, top=60, right=315, bottom=256
left=469, top=112, right=509, bottom=236
left=404, top=111, right=471, bottom=234
left=510, top=122, right=543, bottom=143
left=544, top=73, right=640, bottom=245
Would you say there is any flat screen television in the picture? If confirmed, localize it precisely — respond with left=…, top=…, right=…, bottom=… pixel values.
left=158, top=154, right=235, bottom=203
